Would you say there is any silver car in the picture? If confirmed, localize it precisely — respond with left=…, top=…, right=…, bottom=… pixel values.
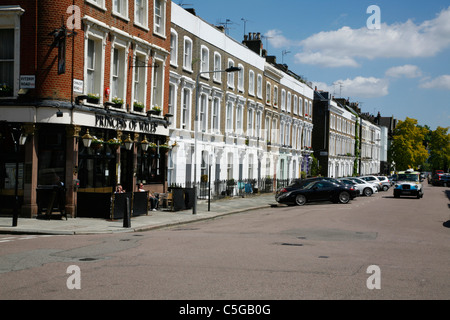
left=376, top=176, right=391, bottom=191
left=345, top=177, right=378, bottom=196
left=358, top=175, right=383, bottom=191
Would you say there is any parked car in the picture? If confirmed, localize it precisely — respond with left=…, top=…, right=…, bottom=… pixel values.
left=388, top=174, right=398, bottom=185
left=275, top=180, right=358, bottom=206
left=358, top=175, right=382, bottom=191
left=431, top=173, right=450, bottom=187
left=345, top=177, right=378, bottom=196
left=393, top=169, right=424, bottom=199
left=277, top=177, right=344, bottom=192
left=376, top=176, right=391, bottom=191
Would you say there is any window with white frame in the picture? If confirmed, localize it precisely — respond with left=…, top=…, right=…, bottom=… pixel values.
left=85, top=37, right=103, bottom=102
left=280, top=122, right=285, bottom=145
left=212, top=97, right=220, bottom=133
left=170, top=30, right=177, bottom=66
left=154, top=0, right=166, bottom=36
left=133, top=52, right=147, bottom=111
left=111, top=45, right=126, bottom=106
left=266, top=82, right=271, bottom=104
left=0, top=29, right=16, bottom=96
left=247, top=108, right=254, bottom=137
left=236, top=103, right=243, bottom=134
left=304, top=99, right=308, bottom=117
left=257, top=74, right=262, bottom=99
left=181, top=88, right=191, bottom=129
left=273, top=86, right=278, bottom=107
left=287, top=92, right=291, bottom=113
left=168, top=84, right=176, bottom=128
left=297, top=126, right=302, bottom=149
left=265, top=116, right=270, bottom=141
left=293, top=95, right=298, bottom=114
left=298, top=97, right=303, bottom=116
left=237, top=64, right=244, bottom=92
left=248, top=70, right=255, bottom=96
left=152, top=58, right=164, bottom=109
left=183, top=37, right=192, bottom=71
left=213, top=53, right=221, bottom=82
left=271, top=119, right=277, bottom=143
left=86, top=0, right=106, bottom=10
left=227, top=152, right=233, bottom=180
left=281, top=89, right=286, bottom=111
left=255, top=111, right=262, bottom=139
left=226, top=101, right=233, bottom=132
left=286, top=123, right=291, bottom=147
left=309, top=101, right=312, bottom=119
left=227, top=59, right=235, bottom=88
left=200, top=46, right=209, bottom=74
left=135, top=0, right=148, bottom=28
left=248, top=154, right=254, bottom=179
left=113, top=0, right=128, bottom=19
left=199, top=93, right=208, bottom=132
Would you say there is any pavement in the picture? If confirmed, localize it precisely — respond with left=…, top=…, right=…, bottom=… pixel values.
left=0, top=193, right=277, bottom=235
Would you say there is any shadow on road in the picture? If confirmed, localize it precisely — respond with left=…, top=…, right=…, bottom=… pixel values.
left=443, top=221, right=450, bottom=228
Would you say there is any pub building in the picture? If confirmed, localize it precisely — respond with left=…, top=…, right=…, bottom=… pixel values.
left=0, top=1, right=172, bottom=220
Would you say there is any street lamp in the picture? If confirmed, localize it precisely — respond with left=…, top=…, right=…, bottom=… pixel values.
left=10, top=127, right=27, bottom=227
left=193, top=66, right=241, bottom=215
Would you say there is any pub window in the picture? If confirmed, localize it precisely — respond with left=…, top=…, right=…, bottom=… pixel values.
left=136, top=137, right=168, bottom=184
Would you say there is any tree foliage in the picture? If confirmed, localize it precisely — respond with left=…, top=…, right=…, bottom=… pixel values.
left=428, top=126, right=450, bottom=172
left=390, top=117, right=429, bottom=171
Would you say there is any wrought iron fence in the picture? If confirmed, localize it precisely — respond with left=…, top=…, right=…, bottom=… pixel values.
left=168, top=177, right=297, bottom=200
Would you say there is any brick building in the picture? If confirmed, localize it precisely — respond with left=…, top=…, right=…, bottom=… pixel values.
left=0, top=0, right=172, bottom=219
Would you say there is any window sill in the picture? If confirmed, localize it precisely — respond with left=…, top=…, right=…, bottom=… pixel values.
left=112, top=11, right=129, bottom=22
left=85, top=0, right=107, bottom=11
left=134, top=22, right=149, bottom=32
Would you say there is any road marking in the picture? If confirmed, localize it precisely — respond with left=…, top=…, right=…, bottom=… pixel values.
left=0, top=235, right=64, bottom=244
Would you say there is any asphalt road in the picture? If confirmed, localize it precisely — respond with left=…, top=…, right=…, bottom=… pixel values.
left=0, top=183, right=449, bottom=301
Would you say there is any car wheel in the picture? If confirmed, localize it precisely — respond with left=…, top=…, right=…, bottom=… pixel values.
left=338, top=191, right=350, bottom=204
left=382, top=185, right=389, bottom=191
left=363, top=188, right=373, bottom=197
left=295, top=194, right=306, bottom=206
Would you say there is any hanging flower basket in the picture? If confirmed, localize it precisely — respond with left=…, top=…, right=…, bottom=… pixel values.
left=106, top=138, right=122, bottom=151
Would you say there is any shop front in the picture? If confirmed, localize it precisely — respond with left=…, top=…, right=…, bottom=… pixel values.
left=0, top=103, right=170, bottom=220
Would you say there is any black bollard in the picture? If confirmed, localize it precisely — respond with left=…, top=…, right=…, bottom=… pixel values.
left=123, top=196, right=131, bottom=228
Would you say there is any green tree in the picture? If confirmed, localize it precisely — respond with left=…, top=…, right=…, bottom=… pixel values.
left=428, top=126, right=450, bottom=172
left=389, top=117, right=429, bottom=171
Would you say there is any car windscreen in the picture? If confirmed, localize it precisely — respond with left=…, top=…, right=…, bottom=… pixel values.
left=397, top=174, right=419, bottom=182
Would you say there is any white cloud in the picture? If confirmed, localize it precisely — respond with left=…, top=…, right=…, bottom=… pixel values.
left=385, top=65, right=422, bottom=78
left=420, top=75, right=450, bottom=90
left=314, top=76, right=389, bottom=98
left=265, top=29, right=296, bottom=49
left=290, top=7, right=450, bottom=67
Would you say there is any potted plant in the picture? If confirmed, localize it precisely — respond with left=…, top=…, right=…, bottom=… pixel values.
left=159, top=143, right=171, bottom=153
left=112, top=97, right=124, bottom=108
left=151, top=105, right=161, bottom=116
left=91, top=136, right=104, bottom=149
left=148, top=142, right=157, bottom=153
left=133, top=101, right=145, bottom=112
left=0, top=83, right=13, bottom=97
left=87, top=93, right=100, bottom=104
left=106, top=137, right=122, bottom=151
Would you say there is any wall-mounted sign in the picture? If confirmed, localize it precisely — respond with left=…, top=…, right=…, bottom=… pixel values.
left=73, top=79, right=83, bottom=93
left=20, top=75, right=35, bottom=89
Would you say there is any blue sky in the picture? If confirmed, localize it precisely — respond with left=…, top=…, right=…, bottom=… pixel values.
left=175, top=0, right=450, bottom=130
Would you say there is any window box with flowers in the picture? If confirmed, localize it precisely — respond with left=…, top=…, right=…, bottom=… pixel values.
left=87, top=93, right=100, bottom=104
left=148, top=105, right=161, bottom=116
left=0, top=84, right=13, bottom=97
left=112, top=97, right=124, bottom=108
left=133, top=101, right=145, bottom=112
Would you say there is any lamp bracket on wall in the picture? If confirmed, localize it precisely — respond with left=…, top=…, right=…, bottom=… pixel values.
left=129, top=56, right=159, bottom=68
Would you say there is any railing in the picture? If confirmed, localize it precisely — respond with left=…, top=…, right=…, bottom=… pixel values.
left=168, top=177, right=298, bottom=200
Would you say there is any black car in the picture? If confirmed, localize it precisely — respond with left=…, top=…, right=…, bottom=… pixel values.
left=275, top=180, right=358, bottom=206
left=279, top=177, right=344, bottom=190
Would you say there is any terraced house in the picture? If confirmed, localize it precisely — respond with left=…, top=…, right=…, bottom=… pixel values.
left=0, top=0, right=172, bottom=219
left=168, top=3, right=314, bottom=194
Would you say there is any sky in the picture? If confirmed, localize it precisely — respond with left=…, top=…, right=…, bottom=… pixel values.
left=174, top=0, right=450, bottom=130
